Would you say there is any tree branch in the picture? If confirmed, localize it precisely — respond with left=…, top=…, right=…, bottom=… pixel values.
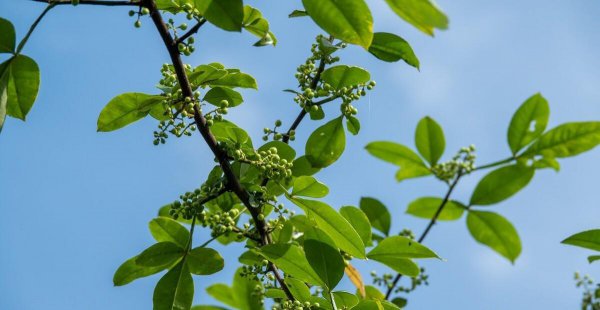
left=385, top=171, right=464, bottom=300
left=32, top=0, right=141, bottom=6
left=141, top=0, right=292, bottom=300
left=174, top=19, right=207, bottom=46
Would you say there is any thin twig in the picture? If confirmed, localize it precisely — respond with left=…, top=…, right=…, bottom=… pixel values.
left=385, top=171, right=464, bottom=300
left=174, top=19, right=206, bottom=46
left=17, top=3, right=57, bottom=54
left=32, top=0, right=141, bottom=6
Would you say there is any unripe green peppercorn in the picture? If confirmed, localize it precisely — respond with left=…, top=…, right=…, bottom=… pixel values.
left=134, top=20, right=142, bottom=28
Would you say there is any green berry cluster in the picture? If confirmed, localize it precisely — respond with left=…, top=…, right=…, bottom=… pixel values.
left=128, top=7, right=150, bottom=28
left=399, top=228, right=416, bottom=240
left=169, top=181, right=225, bottom=220
left=152, top=64, right=202, bottom=145
left=431, top=145, right=476, bottom=182
left=235, top=147, right=293, bottom=181
left=240, top=259, right=270, bottom=282
left=292, top=35, right=375, bottom=118
left=274, top=300, right=320, bottom=310
left=198, top=208, right=245, bottom=239
left=262, top=120, right=295, bottom=141
left=575, top=273, right=600, bottom=309
left=397, top=268, right=429, bottom=294
left=204, top=99, right=229, bottom=127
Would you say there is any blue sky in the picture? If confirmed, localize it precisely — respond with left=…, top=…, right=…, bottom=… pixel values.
left=1, top=0, right=599, bottom=309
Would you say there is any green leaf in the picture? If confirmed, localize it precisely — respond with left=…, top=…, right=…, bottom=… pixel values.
left=149, top=217, right=190, bottom=249
left=364, top=285, right=385, bottom=300
left=203, top=86, right=243, bottom=107
left=285, top=278, right=313, bottom=302
left=302, top=0, right=373, bottom=48
left=562, top=229, right=600, bottom=252
left=321, top=65, right=371, bottom=90
left=256, top=243, right=325, bottom=287
left=137, top=242, right=184, bottom=267
left=231, top=268, right=265, bottom=310
left=289, top=10, right=308, bottom=18
left=304, top=227, right=346, bottom=290
left=406, top=197, right=465, bottom=221
left=206, top=284, right=237, bottom=308
left=292, top=155, right=321, bottom=177
left=209, top=72, right=258, bottom=89
left=306, top=116, right=346, bottom=168
left=370, top=256, right=420, bottom=277
left=258, top=141, right=296, bottom=161
left=340, top=206, right=372, bottom=246
left=588, top=256, right=600, bottom=264
left=191, top=306, right=228, bottom=310
left=292, top=176, right=329, bottom=198
left=0, top=61, right=9, bottom=132
left=415, top=116, right=445, bottom=166
left=332, top=291, right=359, bottom=308
left=346, top=115, right=361, bottom=135
left=532, top=157, right=560, bottom=171
left=0, top=18, right=16, bottom=54
left=367, top=236, right=440, bottom=260
left=186, top=247, right=224, bottom=275
left=466, top=210, right=521, bottom=263
left=5, top=55, right=40, bottom=121
left=191, top=64, right=228, bottom=85
left=368, top=32, right=419, bottom=68
left=469, top=164, right=534, bottom=206
left=365, top=141, right=431, bottom=181
left=194, top=0, right=244, bottom=32
left=507, top=93, right=550, bottom=155
left=523, top=122, right=600, bottom=158
left=113, top=255, right=165, bottom=286
left=288, top=196, right=366, bottom=259
left=359, top=197, right=391, bottom=236
left=153, top=261, right=194, bottom=310
left=97, top=92, right=163, bottom=132
left=353, top=300, right=401, bottom=310
left=383, top=0, right=448, bottom=36
left=242, top=6, right=276, bottom=46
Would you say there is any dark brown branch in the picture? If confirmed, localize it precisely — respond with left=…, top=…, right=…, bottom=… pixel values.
left=384, top=171, right=464, bottom=300
left=141, top=0, right=291, bottom=299
left=174, top=19, right=207, bottom=46
left=32, top=0, right=141, bottom=6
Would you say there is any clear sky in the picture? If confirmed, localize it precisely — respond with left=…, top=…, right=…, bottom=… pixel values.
left=1, top=0, right=599, bottom=309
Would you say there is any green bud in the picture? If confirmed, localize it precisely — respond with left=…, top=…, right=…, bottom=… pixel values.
left=275, top=119, right=282, bottom=127
left=134, top=20, right=142, bottom=28
left=128, top=10, right=135, bottom=16
left=141, top=7, right=150, bottom=15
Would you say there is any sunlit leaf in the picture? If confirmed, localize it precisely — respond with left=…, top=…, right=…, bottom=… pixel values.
left=194, top=0, right=244, bottom=32
left=97, top=92, right=163, bottom=132
left=523, top=122, right=600, bottom=158
left=368, top=32, right=419, bottom=68
left=507, top=93, right=550, bottom=155
left=415, top=116, right=445, bottom=166
left=306, top=116, right=346, bottom=168
left=321, top=65, right=370, bottom=90
left=149, top=217, right=190, bottom=249
left=153, top=261, right=194, bottom=310
left=186, top=247, right=224, bottom=275
left=470, top=164, right=534, bottom=206
left=467, top=210, right=521, bottom=263
left=292, top=176, right=329, bottom=198
left=384, top=0, right=448, bottom=36
left=302, top=0, right=373, bottom=48
left=359, top=197, right=391, bottom=236
left=340, top=206, right=372, bottom=246
left=562, top=229, right=600, bottom=252
left=136, top=242, right=184, bottom=267
left=406, top=197, right=465, bottom=221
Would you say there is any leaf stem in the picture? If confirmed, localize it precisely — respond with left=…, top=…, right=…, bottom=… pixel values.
left=174, top=18, right=206, bottom=46
left=384, top=170, right=464, bottom=300
left=473, top=156, right=515, bottom=171
left=16, top=3, right=57, bottom=54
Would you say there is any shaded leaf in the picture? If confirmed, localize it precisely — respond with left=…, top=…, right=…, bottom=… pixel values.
left=304, top=227, right=345, bottom=290
left=137, top=242, right=184, bottom=267
left=359, top=197, right=391, bottom=236
left=186, top=247, right=224, bottom=275
left=340, top=206, right=372, bottom=246
left=365, top=141, right=431, bottom=181
left=149, top=217, right=190, bottom=249
left=194, top=0, right=244, bottom=32
left=203, top=86, right=243, bottom=107
left=257, top=243, right=324, bottom=287
left=0, top=18, right=16, bottom=53
left=368, top=32, right=419, bottom=68
left=153, top=261, right=194, bottom=310
left=5, top=55, right=40, bottom=121
left=113, top=255, right=166, bottom=286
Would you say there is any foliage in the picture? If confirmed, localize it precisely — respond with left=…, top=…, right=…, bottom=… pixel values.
left=2, top=0, right=599, bottom=309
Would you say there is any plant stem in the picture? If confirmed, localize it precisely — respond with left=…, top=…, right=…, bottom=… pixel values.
left=473, top=156, right=515, bottom=171
left=174, top=18, right=206, bottom=46
left=384, top=171, right=464, bottom=300
left=141, top=0, right=292, bottom=299
left=16, top=3, right=57, bottom=54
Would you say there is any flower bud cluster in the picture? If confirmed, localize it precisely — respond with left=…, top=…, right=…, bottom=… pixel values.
left=128, top=7, right=150, bottom=28
left=273, top=300, right=321, bottom=310
left=432, top=145, right=476, bottom=182
left=262, top=120, right=296, bottom=142
left=198, top=208, right=244, bottom=238
left=235, top=147, right=293, bottom=182
left=204, top=99, right=229, bottom=127
left=169, top=181, right=225, bottom=220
